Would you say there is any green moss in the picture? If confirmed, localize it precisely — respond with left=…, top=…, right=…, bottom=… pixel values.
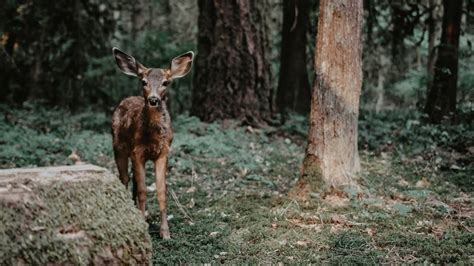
left=301, top=156, right=326, bottom=192
left=0, top=179, right=151, bottom=265
left=1, top=106, right=472, bottom=264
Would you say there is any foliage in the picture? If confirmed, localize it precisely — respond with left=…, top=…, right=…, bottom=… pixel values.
left=84, top=30, right=196, bottom=114
left=0, top=172, right=151, bottom=265
left=0, top=0, right=128, bottom=106
left=0, top=105, right=472, bottom=263
left=0, top=103, right=112, bottom=168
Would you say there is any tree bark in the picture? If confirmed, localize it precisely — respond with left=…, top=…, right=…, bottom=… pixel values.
left=295, top=0, right=363, bottom=195
left=131, top=0, right=147, bottom=40
left=277, top=0, right=311, bottom=119
left=364, top=0, right=375, bottom=46
left=426, top=0, right=440, bottom=98
left=390, top=0, right=405, bottom=72
left=192, top=0, right=272, bottom=125
left=425, top=0, right=463, bottom=123
left=467, top=0, right=474, bottom=34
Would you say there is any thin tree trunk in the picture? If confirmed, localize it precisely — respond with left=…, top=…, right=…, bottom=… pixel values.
left=131, top=0, right=147, bottom=40
left=192, top=0, right=272, bottom=125
left=425, top=0, right=463, bottom=123
left=390, top=0, right=405, bottom=73
left=294, top=0, right=363, bottom=196
left=364, top=0, right=375, bottom=46
left=277, top=0, right=311, bottom=120
left=427, top=0, right=441, bottom=99
left=468, top=0, right=474, bottom=34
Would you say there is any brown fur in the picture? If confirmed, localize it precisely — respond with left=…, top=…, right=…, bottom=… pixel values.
left=111, top=48, right=193, bottom=239
left=112, top=96, right=173, bottom=161
left=112, top=95, right=173, bottom=239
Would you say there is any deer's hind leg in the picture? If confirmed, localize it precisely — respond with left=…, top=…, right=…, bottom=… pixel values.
left=131, top=152, right=147, bottom=216
left=114, top=149, right=130, bottom=188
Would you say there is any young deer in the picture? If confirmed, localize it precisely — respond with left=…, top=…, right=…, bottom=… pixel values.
left=111, top=47, right=194, bottom=239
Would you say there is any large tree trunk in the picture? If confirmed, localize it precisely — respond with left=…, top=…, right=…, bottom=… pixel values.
left=425, top=0, right=463, bottom=123
left=192, top=0, right=272, bottom=125
left=276, top=0, right=311, bottom=120
left=295, top=0, right=363, bottom=196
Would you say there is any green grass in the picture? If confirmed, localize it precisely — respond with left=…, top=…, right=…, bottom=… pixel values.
left=1, top=104, right=473, bottom=264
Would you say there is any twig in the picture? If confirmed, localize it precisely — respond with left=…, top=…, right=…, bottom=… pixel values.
left=170, top=188, right=194, bottom=223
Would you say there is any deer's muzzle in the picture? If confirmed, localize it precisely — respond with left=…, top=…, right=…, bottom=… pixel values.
left=148, top=96, right=161, bottom=107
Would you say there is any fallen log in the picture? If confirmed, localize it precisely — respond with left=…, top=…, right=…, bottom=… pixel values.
left=0, top=164, right=152, bottom=265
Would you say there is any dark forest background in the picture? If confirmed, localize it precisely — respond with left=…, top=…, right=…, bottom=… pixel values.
left=1, top=0, right=472, bottom=118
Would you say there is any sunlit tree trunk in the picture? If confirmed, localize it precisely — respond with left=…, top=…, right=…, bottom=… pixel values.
left=192, top=0, right=272, bottom=125
left=425, top=0, right=463, bottom=123
left=277, top=0, right=311, bottom=120
left=294, top=0, right=363, bottom=196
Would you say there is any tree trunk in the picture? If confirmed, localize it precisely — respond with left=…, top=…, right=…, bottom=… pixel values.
left=295, top=0, right=363, bottom=196
left=364, top=0, right=375, bottom=45
left=131, top=0, right=147, bottom=40
left=277, top=0, right=311, bottom=120
left=468, top=0, right=474, bottom=34
left=192, top=0, right=272, bottom=125
left=390, top=0, right=405, bottom=73
left=425, top=0, right=463, bottom=123
left=427, top=0, right=437, bottom=95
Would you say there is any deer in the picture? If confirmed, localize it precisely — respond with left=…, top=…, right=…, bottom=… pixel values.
left=111, top=47, right=194, bottom=239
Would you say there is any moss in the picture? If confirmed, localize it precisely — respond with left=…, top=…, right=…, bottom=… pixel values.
left=300, top=155, right=326, bottom=193
left=2, top=107, right=473, bottom=264
left=0, top=178, right=151, bottom=265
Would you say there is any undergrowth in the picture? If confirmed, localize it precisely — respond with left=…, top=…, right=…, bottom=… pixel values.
left=0, top=104, right=472, bottom=264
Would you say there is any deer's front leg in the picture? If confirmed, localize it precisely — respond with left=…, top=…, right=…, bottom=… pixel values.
left=154, top=156, right=170, bottom=239
left=131, top=152, right=146, bottom=216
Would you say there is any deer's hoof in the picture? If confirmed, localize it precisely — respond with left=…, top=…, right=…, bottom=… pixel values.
left=160, top=229, right=171, bottom=239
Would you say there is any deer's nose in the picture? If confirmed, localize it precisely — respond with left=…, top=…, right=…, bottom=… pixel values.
left=148, top=96, right=161, bottom=107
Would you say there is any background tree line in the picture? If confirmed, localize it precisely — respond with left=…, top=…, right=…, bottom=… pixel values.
left=0, top=0, right=472, bottom=122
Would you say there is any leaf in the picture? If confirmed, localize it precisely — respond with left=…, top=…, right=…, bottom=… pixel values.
left=393, top=203, right=413, bottom=216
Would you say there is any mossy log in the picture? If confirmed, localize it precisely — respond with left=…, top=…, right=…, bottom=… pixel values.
left=0, top=164, right=152, bottom=265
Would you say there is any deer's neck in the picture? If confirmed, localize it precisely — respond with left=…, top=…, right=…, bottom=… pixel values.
left=143, top=106, right=165, bottom=129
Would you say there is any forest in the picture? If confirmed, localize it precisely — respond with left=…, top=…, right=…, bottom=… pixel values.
left=0, top=0, right=473, bottom=264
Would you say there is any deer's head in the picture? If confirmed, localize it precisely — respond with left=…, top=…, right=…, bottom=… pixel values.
left=113, top=47, right=194, bottom=109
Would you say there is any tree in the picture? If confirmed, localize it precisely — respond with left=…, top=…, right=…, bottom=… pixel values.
left=426, top=0, right=442, bottom=97
left=0, top=0, right=120, bottom=106
left=192, top=0, right=272, bottom=125
left=276, top=0, right=311, bottom=120
left=425, top=0, right=463, bottom=123
left=294, top=0, right=363, bottom=196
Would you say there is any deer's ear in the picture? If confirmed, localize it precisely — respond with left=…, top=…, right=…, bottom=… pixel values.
left=170, top=51, right=194, bottom=79
left=112, top=47, right=147, bottom=77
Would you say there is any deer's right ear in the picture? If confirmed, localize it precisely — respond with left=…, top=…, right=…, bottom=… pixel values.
left=112, top=47, right=147, bottom=77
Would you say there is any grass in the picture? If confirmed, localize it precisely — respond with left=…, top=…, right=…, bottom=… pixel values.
left=0, top=104, right=473, bottom=264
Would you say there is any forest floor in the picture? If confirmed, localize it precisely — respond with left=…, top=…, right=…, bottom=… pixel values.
left=1, top=104, right=473, bottom=264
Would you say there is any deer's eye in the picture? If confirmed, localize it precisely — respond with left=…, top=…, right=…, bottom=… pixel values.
left=162, top=80, right=170, bottom=87
left=141, top=80, right=148, bottom=86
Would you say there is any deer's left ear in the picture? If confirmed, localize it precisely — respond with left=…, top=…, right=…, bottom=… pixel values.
left=169, top=51, right=194, bottom=79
